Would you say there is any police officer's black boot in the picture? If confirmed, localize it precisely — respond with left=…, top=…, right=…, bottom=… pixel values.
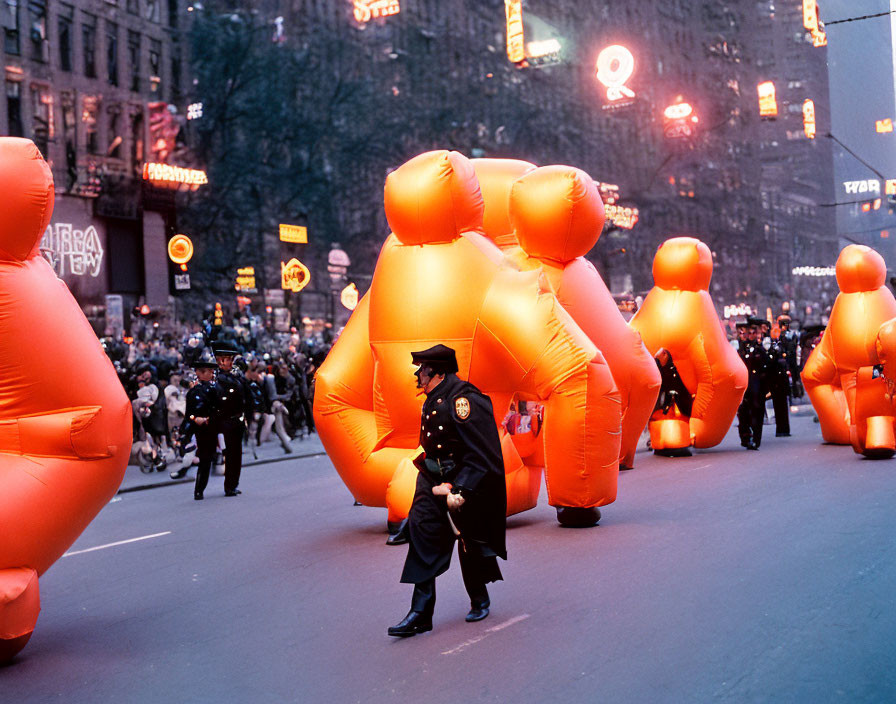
left=555, top=506, right=601, bottom=527
left=386, top=518, right=409, bottom=546
left=465, top=585, right=490, bottom=623
left=388, top=580, right=434, bottom=637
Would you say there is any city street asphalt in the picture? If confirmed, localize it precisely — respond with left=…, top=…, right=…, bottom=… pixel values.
left=3, top=408, right=896, bottom=703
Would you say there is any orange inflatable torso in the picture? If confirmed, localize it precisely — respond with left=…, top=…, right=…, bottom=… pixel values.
left=630, top=237, right=747, bottom=450
left=0, top=138, right=131, bottom=661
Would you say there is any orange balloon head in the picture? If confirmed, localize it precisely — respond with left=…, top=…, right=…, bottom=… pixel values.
left=510, top=165, right=605, bottom=264
left=0, top=138, right=54, bottom=262
left=835, top=244, right=886, bottom=293
left=652, top=237, right=713, bottom=291
left=471, top=158, right=537, bottom=250
left=384, top=150, right=484, bottom=246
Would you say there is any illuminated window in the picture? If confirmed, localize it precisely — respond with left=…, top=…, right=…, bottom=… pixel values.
left=107, top=104, right=122, bottom=159
left=149, top=38, right=161, bottom=93
left=60, top=91, right=76, bottom=189
left=82, top=94, right=100, bottom=154
left=130, top=109, right=144, bottom=171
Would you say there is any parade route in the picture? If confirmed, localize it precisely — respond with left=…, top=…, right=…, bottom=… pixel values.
left=4, top=411, right=896, bottom=703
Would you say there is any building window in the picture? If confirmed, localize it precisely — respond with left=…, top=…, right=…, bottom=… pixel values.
left=107, top=105, right=122, bottom=158
left=6, top=79, right=23, bottom=136
left=127, top=0, right=138, bottom=14
left=60, top=90, right=77, bottom=189
left=82, top=13, right=97, bottom=78
left=29, top=83, right=52, bottom=158
left=130, top=108, right=144, bottom=172
left=4, top=0, right=20, bottom=55
left=170, top=49, right=181, bottom=102
left=27, top=0, right=46, bottom=62
left=106, top=21, right=118, bottom=86
left=149, top=38, right=161, bottom=93
left=167, top=0, right=177, bottom=29
left=145, top=0, right=159, bottom=23
left=82, top=94, right=100, bottom=154
left=58, top=3, right=73, bottom=71
left=128, top=30, right=141, bottom=92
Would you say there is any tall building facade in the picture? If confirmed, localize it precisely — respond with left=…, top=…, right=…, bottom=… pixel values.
left=179, top=0, right=837, bottom=327
left=1, top=0, right=191, bottom=333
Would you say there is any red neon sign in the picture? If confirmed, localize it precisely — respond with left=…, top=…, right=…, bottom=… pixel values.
left=353, top=0, right=400, bottom=23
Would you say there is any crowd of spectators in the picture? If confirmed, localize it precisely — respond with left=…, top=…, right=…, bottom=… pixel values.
left=102, top=315, right=334, bottom=472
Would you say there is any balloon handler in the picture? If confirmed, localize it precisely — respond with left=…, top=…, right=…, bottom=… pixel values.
left=388, top=345, right=507, bottom=637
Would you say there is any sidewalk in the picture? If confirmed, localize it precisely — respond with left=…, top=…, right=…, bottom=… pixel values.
left=118, top=432, right=326, bottom=493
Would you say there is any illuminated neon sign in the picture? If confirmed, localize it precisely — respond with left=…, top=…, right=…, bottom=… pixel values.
left=605, top=204, right=639, bottom=230
left=167, top=234, right=194, bottom=264
left=877, top=119, right=893, bottom=133
left=886, top=179, right=896, bottom=196
left=803, top=99, right=816, bottom=139
left=792, top=266, right=835, bottom=277
left=341, top=283, right=359, bottom=311
left=757, top=81, right=778, bottom=118
left=142, top=163, right=208, bottom=189
left=281, top=258, right=311, bottom=292
left=505, top=0, right=525, bottom=64
left=803, top=0, right=827, bottom=47
left=596, top=45, right=635, bottom=105
left=279, top=224, right=308, bottom=244
left=353, top=0, right=400, bottom=23
left=663, top=100, right=699, bottom=139
left=235, top=266, right=257, bottom=293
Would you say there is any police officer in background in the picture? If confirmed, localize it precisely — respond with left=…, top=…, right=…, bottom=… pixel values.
left=737, top=318, right=771, bottom=450
left=777, top=315, right=802, bottom=398
left=179, top=349, right=220, bottom=500
left=768, top=318, right=794, bottom=437
left=213, top=341, right=251, bottom=497
left=388, top=345, right=507, bottom=638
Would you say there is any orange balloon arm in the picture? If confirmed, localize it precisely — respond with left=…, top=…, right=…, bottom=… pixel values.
left=313, top=295, right=416, bottom=508
left=0, top=407, right=113, bottom=459
left=473, top=270, right=621, bottom=508
left=802, top=334, right=851, bottom=444
left=684, top=333, right=747, bottom=447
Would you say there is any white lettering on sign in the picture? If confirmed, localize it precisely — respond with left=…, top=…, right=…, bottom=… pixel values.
left=843, top=179, right=881, bottom=195
left=40, top=223, right=105, bottom=278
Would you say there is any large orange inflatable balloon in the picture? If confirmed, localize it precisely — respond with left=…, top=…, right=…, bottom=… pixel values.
left=491, top=163, right=661, bottom=470
left=802, top=245, right=896, bottom=456
left=629, top=237, right=747, bottom=451
left=314, top=150, right=622, bottom=528
left=0, top=138, right=131, bottom=662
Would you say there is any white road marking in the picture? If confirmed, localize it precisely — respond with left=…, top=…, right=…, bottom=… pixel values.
left=441, top=613, right=530, bottom=655
left=63, top=531, right=172, bottom=557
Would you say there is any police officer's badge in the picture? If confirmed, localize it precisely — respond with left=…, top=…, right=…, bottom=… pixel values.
left=454, top=396, right=471, bottom=421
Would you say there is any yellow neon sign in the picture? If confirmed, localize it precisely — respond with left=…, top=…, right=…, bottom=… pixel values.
left=353, top=0, right=400, bottom=23
left=877, top=119, right=893, bottom=134
left=281, top=258, right=311, bottom=293
left=143, top=162, right=208, bottom=188
left=595, top=45, right=635, bottom=103
left=757, top=81, right=778, bottom=118
left=279, top=224, right=308, bottom=244
left=167, top=234, right=194, bottom=264
left=803, top=99, right=816, bottom=139
left=803, top=0, right=827, bottom=47
left=505, top=0, right=525, bottom=64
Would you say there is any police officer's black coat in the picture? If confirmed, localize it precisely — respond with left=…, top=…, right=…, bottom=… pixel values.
left=401, top=373, right=507, bottom=585
left=179, top=380, right=219, bottom=446
left=215, top=370, right=250, bottom=421
left=654, top=356, right=693, bottom=417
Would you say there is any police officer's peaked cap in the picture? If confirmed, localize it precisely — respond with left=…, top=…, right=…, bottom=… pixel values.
left=747, top=316, right=768, bottom=327
left=735, top=320, right=749, bottom=329
left=777, top=315, right=792, bottom=324
left=411, top=344, right=459, bottom=374
left=191, top=348, right=219, bottom=369
left=212, top=340, right=240, bottom=356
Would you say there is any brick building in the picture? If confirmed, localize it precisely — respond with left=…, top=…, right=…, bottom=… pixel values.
left=1, top=0, right=191, bottom=333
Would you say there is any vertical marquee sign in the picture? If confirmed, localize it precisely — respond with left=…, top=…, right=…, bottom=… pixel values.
left=803, top=0, right=827, bottom=47
left=757, top=81, right=778, bottom=119
left=505, top=0, right=525, bottom=64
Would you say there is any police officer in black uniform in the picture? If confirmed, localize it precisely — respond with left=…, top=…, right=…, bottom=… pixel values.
left=179, top=349, right=220, bottom=501
left=213, top=341, right=251, bottom=497
left=777, top=315, right=801, bottom=398
left=388, top=344, right=507, bottom=637
left=768, top=318, right=793, bottom=437
left=652, top=348, right=694, bottom=457
left=737, top=318, right=771, bottom=450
